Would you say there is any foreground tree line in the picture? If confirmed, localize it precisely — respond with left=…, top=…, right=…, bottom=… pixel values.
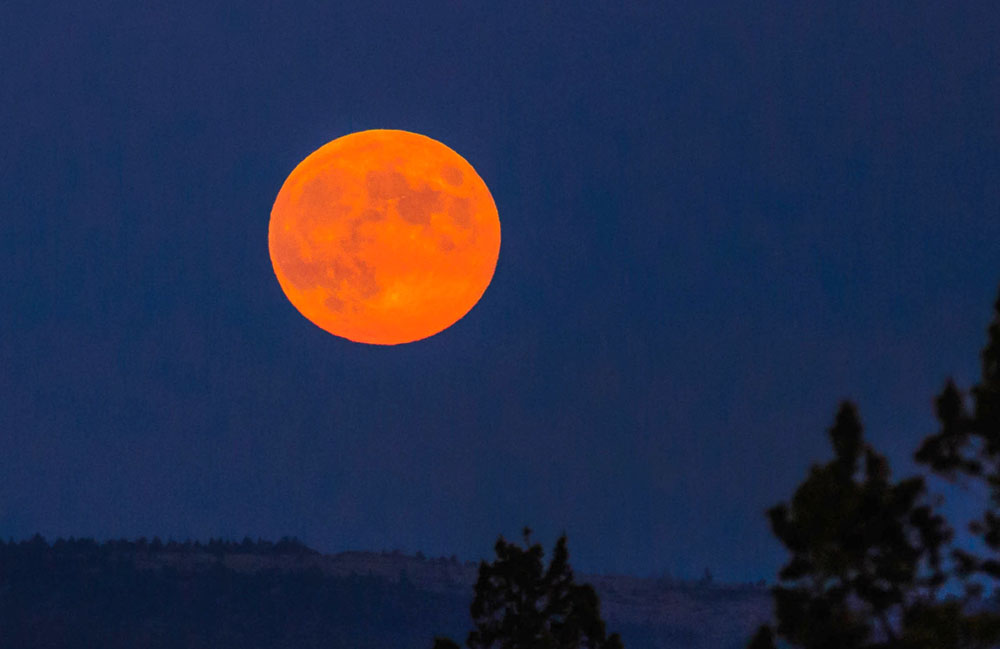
left=741, top=283, right=1000, bottom=649
left=431, top=283, right=1000, bottom=649
left=2, top=284, right=998, bottom=648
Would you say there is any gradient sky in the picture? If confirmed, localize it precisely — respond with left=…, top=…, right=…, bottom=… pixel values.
left=1, top=1, right=998, bottom=588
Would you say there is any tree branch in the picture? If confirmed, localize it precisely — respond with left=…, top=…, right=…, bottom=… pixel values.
left=876, top=608, right=899, bottom=644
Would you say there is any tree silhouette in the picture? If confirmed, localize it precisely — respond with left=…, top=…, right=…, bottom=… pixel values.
left=749, top=284, right=1000, bottom=648
left=433, top=527, right=624, bottom=649
left=913, top=289, right=1000, bottom=597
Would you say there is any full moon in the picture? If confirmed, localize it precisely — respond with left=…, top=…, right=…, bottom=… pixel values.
left=269, top=130, right=501, bottom=345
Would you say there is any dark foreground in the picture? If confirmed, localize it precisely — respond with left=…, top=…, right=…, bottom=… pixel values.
left=2, top=535, right=976, bottom=649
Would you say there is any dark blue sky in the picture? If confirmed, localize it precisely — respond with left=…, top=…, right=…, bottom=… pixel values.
left=1, top=1, right=998, bottom=586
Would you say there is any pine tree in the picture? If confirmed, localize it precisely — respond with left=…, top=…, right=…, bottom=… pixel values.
left=749, top=284, right=1000, bottom=648
left=748, top=402, right=954, bottom=648
left=433, top=528, right=623, bottom=649
left=913, top=289, right=1000, bottom=595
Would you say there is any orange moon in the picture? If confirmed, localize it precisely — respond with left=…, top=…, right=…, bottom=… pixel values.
left=268, top=129, right=501, bottom=345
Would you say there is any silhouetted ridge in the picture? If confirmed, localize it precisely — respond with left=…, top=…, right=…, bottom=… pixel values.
left=2, top=533, right=318, bottom=557
left=0, top=534, right=781, bottom=649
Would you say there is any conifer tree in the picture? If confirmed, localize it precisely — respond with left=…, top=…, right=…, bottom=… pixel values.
left=913, top=289, right=1000, bottom=596
left=749, top=284, right=1000, bottom=648
left=433, top=528, right=623, bottom=649
left=748, top=402, right=954, bottom=648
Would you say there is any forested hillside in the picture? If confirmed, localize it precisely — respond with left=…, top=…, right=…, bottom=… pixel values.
left=0, top=535, right=780, bottom=649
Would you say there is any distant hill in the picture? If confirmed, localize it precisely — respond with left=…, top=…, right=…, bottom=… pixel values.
left=0, top=535, right=990, bottom=649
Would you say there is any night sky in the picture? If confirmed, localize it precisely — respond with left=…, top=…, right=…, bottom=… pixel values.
left=2, top=2, right=999, bottom=588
